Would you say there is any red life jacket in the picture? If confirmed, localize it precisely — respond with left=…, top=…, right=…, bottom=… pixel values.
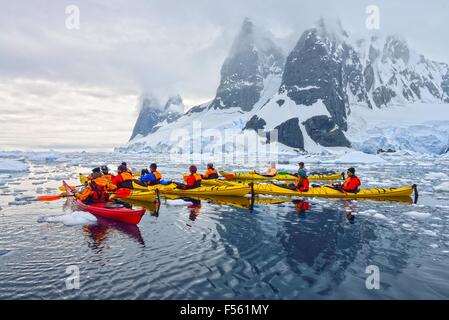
left=112, top=172, right=134, bottom=189
left=294, top=177, right=309, bottom=192
left=186, top=173, right=202, bottom=188
left=342, top=176, right=361, bottom=192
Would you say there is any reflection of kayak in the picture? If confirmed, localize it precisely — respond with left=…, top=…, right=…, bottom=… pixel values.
left=122, top=199, right=160, bottom=214
left=252, top=183, right=416, bottom=199
left=219, top=170, right=343, bottom=181
left=63, top=181, right=145, bottom=225
left=83, top=216, right=145, bottom=245
left=163, top=194, right=287, bottom=209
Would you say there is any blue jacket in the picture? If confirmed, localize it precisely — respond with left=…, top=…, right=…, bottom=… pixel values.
left=140, top=173, right=156, bottom=183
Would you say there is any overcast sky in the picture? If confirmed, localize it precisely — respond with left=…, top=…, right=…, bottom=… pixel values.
left=0, top=0, right=448, bottom=151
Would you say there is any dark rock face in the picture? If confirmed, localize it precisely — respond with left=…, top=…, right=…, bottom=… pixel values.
left=303, top=116, right=351, bottom=147
left=272, top=118, right=304, bottom=149
left=280, top=29, right=347, bottom=130
left=441, top=72, right=449, bottom=102
left=130, top=97, right=163, bottom=140
left=382, top=36, right=410, bottom=64
left=364, top=63, right=375, bottom=92
left=243, top=115, right=266, bottom=131
left=209, top=19, right=284, bottom=112
left=372, top=86, right=396, bottom=107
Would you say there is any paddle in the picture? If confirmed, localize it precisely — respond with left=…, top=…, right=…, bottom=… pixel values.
left=223, top=174, right=235, bottom=179
left=37, top=194, right=74, bottom=201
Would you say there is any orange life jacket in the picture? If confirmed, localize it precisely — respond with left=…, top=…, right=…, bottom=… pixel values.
left=204, top=168, right=218, bottom=179
left=78, top=180, right=109, bottom=203
left=94, top=176, right=116, bottom=191
left=342, top=176, right=361, bottom=192
left=152, top=170, right=162, bottom=181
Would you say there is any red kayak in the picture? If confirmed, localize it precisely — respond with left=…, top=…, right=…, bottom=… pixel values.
left=63, top=181, right=145, bottom=225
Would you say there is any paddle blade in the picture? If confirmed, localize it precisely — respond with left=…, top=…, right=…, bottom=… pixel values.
left=37, top=195, right=63, bottom=201
left=223, top=174, right=235, bottom=179
left=58, top=185, right=76, bottom=192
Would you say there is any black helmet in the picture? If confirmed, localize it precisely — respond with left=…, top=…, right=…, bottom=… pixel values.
left=101, top=165, right=109, bottom=173
left=92, top=167, right=101, bottom=173
left=347, top=167, right=355, bottom=175
left=150, top=163, right=157, bottom=169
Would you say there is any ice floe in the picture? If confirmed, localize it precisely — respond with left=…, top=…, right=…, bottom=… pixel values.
left=37, top=211, right=97, bottom=226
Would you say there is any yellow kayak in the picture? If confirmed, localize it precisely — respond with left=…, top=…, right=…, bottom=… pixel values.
left=219, top=170, right=343, bottom=181
left=252, top=183, right=416, bottom=199
left=160, top=184, right=251, bottom=197
left=111, top=184, right=251, bottom=200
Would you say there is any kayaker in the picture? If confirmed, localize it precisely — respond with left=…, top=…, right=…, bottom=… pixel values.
left=76, top=168, right=110, bottom=203
left=265, top=162, right=278, bottom=177
left=121, top=162, right=133, bottom=175
left=111, top=164, right=134, bottom=189
left=101, top=165, right=113, bottom=181
left=333, top=168, right=361, bottom=193
left=296, top=162, right=307, bottom=176
left=203, top=163, right=219, bottom=179
left=177, top=165, right=202, bottom=189
left=140, top=163, right=162, bottom=186
left=289, top=169, right=309, bottom=192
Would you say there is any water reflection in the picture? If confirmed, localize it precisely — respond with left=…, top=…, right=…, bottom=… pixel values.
left=83, top=217, right=145, bottom=248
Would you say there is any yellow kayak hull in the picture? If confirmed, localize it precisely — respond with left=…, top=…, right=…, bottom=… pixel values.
left=219, top=170, right=343, bottom=181
left=252, top=183, right=415, bottom=198
left=160, top=184, right=251, bottom=197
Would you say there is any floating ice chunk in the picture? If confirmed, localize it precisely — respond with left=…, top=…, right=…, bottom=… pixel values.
left=373, top=213, right=388, bottom=220
left=434, top=182, right=449, bottom=193
left=425, top=172, right=448, bottom=180
left=0, top=159, right=28, bottom=173
left=0, top=249, right=12, bottom=257
left=421, top=229, right=438, bottom=237
left=357, top=209, right=378, bottom=216
left=430, top=244, right=439, bottom=248
left=403, top=211, right=431, bottom=219
left=37, top=211, right=97, bottom=226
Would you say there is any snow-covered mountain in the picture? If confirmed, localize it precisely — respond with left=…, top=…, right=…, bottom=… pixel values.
left=121, top=18, right=449, bottom=155
left=129, top=94, right=184, bottom=140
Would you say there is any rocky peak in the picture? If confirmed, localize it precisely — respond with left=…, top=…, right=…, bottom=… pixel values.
left=129, top=94, right=184, bottom=141
left=208, top=18, right=284, bottom=112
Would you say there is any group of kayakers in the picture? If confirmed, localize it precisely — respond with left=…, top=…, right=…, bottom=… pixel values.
left=265, top=161, right=361, bottom=193
left=77, top=162, right=222, bottom=203
left=76, top=160, right=361, bottom=204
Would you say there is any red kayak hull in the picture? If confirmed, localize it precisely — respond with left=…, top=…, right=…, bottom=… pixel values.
left=63, top=181, right=145, bottom=225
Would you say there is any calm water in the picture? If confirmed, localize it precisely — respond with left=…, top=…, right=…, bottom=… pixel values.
left=1, top=152, right=449, bottom=299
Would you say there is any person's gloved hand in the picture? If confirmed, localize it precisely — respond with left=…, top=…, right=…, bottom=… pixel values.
left=182, top=186, right=187, bottom=190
